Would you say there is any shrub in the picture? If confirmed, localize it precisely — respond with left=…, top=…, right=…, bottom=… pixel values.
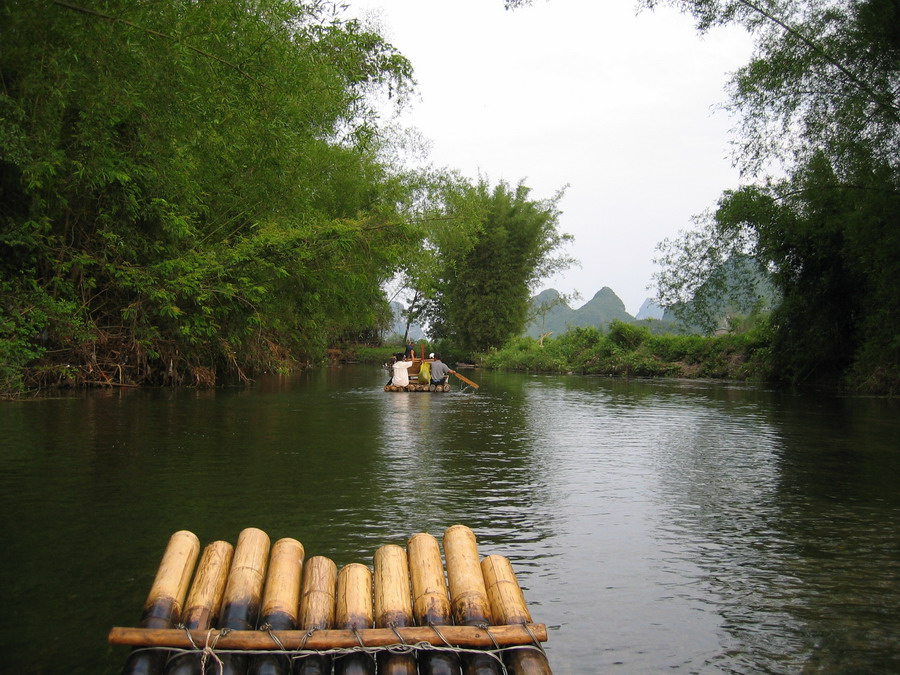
left=607, top=320, right=650, bottom=350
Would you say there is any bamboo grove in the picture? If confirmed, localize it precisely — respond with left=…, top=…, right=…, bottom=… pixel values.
left=1, top=1, right=575, bottom=394
left=1, top=0, right=423, bottom=393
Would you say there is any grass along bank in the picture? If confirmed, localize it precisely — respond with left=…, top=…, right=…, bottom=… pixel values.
left=479, top=321, right=773, bottom=380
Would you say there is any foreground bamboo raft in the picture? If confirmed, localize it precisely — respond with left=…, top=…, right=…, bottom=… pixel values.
left=112, top=525, right=551, bottom=675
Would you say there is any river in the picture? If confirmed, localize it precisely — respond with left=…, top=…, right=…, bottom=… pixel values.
left=1, top=366, right=898, bottom=674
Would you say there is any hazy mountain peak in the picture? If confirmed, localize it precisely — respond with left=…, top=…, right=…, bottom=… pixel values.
left=524, top=287, right=633, bottom=338
left=636, top=298, right=665, bottom=320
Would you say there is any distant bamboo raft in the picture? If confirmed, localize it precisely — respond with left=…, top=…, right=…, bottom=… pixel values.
left=384, top=383, right=451, bottom=392
left=111, top=525, right=551, bottom=675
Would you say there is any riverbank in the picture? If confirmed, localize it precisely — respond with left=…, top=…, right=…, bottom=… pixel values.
left=351, top=322, right=772, bottom=383
left=480, top=322, right=772, bottom=380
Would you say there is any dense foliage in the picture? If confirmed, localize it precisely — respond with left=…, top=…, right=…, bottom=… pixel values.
left=1, top=0, right=415, bottom=393
left=417, top=178, right=574, bottom=355
left=482, top=320, right=772, bottom=379
left=644, top=0, right=900, bottom=391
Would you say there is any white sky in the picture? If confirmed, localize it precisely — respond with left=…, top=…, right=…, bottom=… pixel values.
left=350, top=0, right=755, bottom=316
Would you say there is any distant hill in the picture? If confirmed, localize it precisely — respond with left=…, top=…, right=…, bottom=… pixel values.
left=635, top=298, right=665, bottom=320
left=387, top=301, right=424, bottom=340
left=661, top=255, right=777, bottom=333
left=525, top=287, right=634, bottom=338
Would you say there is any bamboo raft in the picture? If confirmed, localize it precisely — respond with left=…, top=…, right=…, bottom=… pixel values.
left=385, top=356, right=480, bottom=393
left=112, top=524, right=550, bottom=674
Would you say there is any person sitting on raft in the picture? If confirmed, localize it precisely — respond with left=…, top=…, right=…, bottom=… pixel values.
left=429, top=354, right=455, bottom=385
left=391, top=353, right=414, bottom=387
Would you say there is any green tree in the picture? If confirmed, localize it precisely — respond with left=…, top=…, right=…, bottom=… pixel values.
left=386, top=169, right=485, bottom=345
left=1, top=0, right=415, bottom=391
left=422, top=178, right=574, bottom=354
left=644, top=0, right=900, bottom=389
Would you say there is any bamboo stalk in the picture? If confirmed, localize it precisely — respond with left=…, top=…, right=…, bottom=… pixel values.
left=259, top=537, right=305, bottom=627
left=407, top=533, right=460, bottom=675
left=218, top=527, right=270, bottom=675
left=443, top=525, right=493, bottom=627
left=249, top=537, right=305, bottom=675
left=444, top=525, right=502, bottom=675
left=164, top=540, right=234, bottom=675
left=374, top=545, right=416, bottom=675
left=482, top=555, right=552, bottom=675
left=296, top=556, right=338, bottom=675
left=108, top=624, right=548, bottom=649
left=183, top=541, right=235, bottom=628
left=334, top=563, right=375, bottom=675
left=122, top=530, right=200, bottom=675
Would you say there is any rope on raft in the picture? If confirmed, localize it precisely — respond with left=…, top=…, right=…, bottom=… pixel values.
left=123, top=623, right=548, bottom=675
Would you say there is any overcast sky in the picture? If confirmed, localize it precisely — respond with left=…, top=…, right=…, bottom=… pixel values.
left=349, top=0, right=755, bottom=316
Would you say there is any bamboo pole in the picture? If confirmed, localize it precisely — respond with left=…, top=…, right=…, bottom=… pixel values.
left=334, top=563, right=375, bottom=675
left=373, top=545, right=416, bottom=675
left=481, top=555, right=552, bottom=675
left=218, top=527, right=271, bottom=675
left=164, top=540, right=234, bottom=675
left=108, top=624, right=548, bottom=649
left=122, top=530, right=200, bottom=675
left=295, top=556, right=338, bottom=675
left=407, top=533, right=460, bottom=675
left=249, top=538, right=305, bottom=675
left=443, top=525, right=502, bottom=675
left=451, top=372, right=479, bottom=389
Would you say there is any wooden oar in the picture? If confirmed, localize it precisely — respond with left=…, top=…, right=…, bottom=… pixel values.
left=452, top=371, right=479, bottom=389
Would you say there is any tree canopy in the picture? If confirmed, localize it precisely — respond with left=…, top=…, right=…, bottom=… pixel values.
left=645, top=0, right=900, bottom=390
left=419, top=178, right=574, bottom=355
left=1, top=0, right=416, bottom=391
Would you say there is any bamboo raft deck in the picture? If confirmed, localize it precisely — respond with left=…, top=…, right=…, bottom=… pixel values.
left=112, top=524, right=550, bottom=674
left=384, top=382, right=452, bottom=392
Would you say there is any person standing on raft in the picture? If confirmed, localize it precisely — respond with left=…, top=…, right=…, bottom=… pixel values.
left=429, top=354, right=454, bottom=385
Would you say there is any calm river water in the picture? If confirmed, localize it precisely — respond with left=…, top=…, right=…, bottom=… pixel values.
left=1, top=366, right=898, bottom=674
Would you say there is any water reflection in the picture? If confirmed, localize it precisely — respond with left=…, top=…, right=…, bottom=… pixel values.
left=1, top=368, right=898, bottom=674
left=373, top=381, right=558, bottom=561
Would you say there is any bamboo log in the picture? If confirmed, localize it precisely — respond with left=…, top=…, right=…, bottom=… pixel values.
left=182, top=541, right=234, bottom=628
left=249, top=538, right=305, bottom=675
left=334, top=563, right=375, bottom=675
left=260, top=538, right=305, bottom=627
left=295, top=556, right=338, bottom=675
left=122, top=530, right=201, bottom=675
left=108, top=624, right=548, bottom=649
left=164, top=540, right=234, bottom=675
left=218, top=527, right=271, bottom=675
left=482, top=555, right=552, bottom=675
left=443, top=526, right=492, bottom=627
left=374, top=545, right=416, bottom=675
left=443, top=525, right=502, bottom=675
left=407, top=533, right=460, bottom=675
